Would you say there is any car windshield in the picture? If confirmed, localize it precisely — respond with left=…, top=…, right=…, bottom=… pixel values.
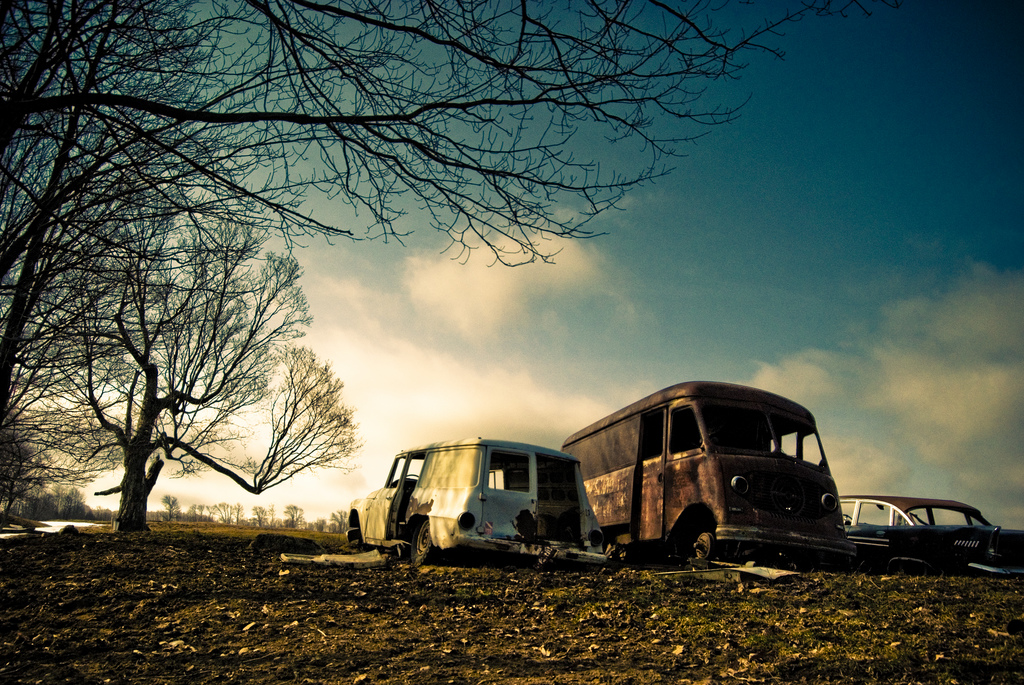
left=701, top=405, right=772, bottom=452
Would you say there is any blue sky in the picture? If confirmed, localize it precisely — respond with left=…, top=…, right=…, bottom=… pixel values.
left=88, top=2, right=1024, bottom=528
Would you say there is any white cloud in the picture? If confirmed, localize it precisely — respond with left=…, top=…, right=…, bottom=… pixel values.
left=401, top=240, right=618, bottom=341
left=821, top=434, right=911, bottom=497
left=747, top=266, right=1024, bottom=526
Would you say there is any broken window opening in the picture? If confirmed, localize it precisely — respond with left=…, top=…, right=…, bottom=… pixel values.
left=537, top=455, right=582, bottom=543
left=639, top=411, right=665, bottom=459
left=702, top=405, right=773, bottom=453
left=669, top=406, right=702, bottom=454
left=770, top=414, right=825, bottom=464
left=488, top=451, right=530, bottom=492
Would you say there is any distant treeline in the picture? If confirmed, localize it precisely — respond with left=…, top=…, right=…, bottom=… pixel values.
left=5, top=485, right=346, bottom=534
left=5, top=485, right=113, bottom=523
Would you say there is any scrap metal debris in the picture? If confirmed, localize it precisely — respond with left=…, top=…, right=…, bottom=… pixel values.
left=656, top=560, right=800, bottom=583
left=280, top=549, right=386, bottom=568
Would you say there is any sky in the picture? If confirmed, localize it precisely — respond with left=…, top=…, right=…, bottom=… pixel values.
left=86, top=1, right=1024, bottom=528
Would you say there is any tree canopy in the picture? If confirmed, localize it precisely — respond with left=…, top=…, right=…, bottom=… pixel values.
left=1, top=0, right=896, bottom=526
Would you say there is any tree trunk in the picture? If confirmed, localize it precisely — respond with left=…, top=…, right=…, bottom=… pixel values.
left=113, top=450, right=163, bottom=532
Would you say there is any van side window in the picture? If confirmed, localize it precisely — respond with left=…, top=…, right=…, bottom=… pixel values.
left=419, top=447, right=481, bottom=489
left=488, top=451, right=530, bottom=492
left=669, top=407, right=702, bottom=453
left=639, top=411, right=664, bottom=459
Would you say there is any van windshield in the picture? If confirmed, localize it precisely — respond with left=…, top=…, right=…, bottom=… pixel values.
left=771, top=414, right=825, bottom=464
left=701, top=405, right=772, bottom=452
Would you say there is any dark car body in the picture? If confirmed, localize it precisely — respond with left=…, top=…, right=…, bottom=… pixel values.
left=842, top=495, right=1024, bottom=575
left=562, top=381, right=854, bottom=567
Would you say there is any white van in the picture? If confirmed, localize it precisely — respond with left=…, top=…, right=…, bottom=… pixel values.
left=348, top=438, right=606, bottom=565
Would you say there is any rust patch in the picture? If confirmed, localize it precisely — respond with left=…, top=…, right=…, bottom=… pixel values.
left=407, top=496, right=434, bottom=516
left=514, top=510, right=537, bottom=542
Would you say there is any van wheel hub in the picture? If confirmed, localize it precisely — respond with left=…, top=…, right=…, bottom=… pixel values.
left=693, top=531, right=715, bottom=559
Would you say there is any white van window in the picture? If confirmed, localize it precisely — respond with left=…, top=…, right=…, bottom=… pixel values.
left=419, top=447, right=481, bottom=489
left=488, top=451, right=530, bottom=492
left=386, top=453, right=425, bottom=487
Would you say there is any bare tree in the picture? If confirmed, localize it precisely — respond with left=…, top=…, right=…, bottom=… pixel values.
left=251, top=505, right=269, bottom=528
left=212, top=503, right=233, bottom=524
left=185, top=503, right=206, bottom=523
left=45, top=220, right=358, bottom=531
left=51, top=485, right=86, bottom=520
left=283, top=504, right=304, bottom=529
left=329, top=510, right=347, bottom=534
left=0, top=0, right=897, bottom=434
left=0, top=421, right=104, bottom=528
left=161, top=495, right=181, bottom=522
left=0, top=434, right=47, bottom=529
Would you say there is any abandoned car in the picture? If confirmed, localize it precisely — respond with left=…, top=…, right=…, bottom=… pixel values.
left=842, top=495, right=1024, bottom=575
left=562, top=381, right=855, bottom=567
left=348, top=438, right=606, bottom=566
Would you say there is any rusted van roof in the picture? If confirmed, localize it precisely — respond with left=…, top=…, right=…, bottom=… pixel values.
left=563, top=381, right=815, bottom=447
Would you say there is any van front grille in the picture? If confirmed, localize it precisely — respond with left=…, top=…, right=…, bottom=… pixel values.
left=746, top=472, right=828, bottom=520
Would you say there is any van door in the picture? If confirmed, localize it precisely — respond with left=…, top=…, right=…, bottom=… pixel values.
left=634, top=410, right=666, bottom=541
left=482, top=449, right=536, bottom=541
left=365, top=452, right=425, bottom=542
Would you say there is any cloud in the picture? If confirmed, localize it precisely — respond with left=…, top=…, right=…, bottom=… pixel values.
left=823, top=434, right=911, bottom=497
left=285, top=269, right=621, bottom=518
left=401, top=240, right=620, bottom=341
left=748, top=265, right=1024, bottom=525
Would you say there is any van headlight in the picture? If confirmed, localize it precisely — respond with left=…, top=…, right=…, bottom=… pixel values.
left=730, top=475, right=750, bottom=495
left=821, top=493, right=838, bottom=512
left=589, top=529, right=603, bottom=547
left=458, top=512, right=475, bottom=529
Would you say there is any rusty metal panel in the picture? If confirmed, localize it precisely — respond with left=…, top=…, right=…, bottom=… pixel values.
left=582, top=469, right=632, bottom=528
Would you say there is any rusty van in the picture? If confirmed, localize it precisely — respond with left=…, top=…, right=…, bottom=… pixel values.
left=561, top=382, right=855, bottom=567
left=347, top=439, right=606, bottom=566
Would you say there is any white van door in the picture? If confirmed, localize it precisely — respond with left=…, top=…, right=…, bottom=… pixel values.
left=481, top=448, right=536, bottom=541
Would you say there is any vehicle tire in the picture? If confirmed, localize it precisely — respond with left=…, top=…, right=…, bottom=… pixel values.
left=693, top=531, right=716, bottom=560
left=410, top=519, right=434, bottom=567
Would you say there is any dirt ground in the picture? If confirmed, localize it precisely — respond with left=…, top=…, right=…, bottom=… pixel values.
left=2, top=523, right=1023, bottom=684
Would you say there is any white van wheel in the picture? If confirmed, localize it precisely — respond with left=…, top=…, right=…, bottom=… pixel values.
left=410, top=519, right=434, bottom=567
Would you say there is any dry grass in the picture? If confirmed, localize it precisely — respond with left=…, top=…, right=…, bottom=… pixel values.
left=1, top=523, right=1022, bottom=684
